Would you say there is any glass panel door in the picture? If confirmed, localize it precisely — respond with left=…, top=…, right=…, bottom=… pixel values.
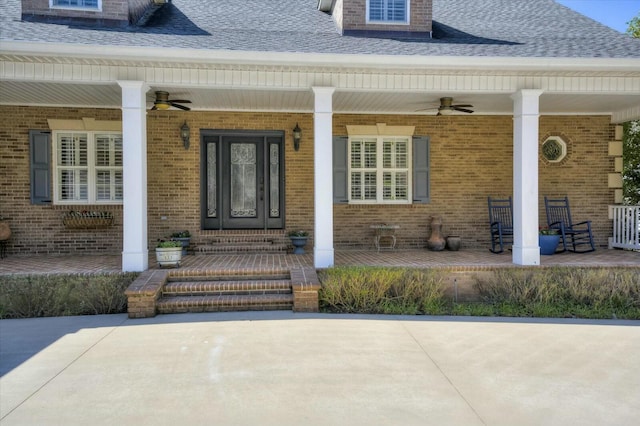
left=201, top=131, right=284, bottom=230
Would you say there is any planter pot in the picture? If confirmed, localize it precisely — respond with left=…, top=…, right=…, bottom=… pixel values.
left=155, top=247, right=182, bottom=267
left=427, top=216, right=446, bottom=251
left=539, top=234, right=561, bottom=255
left=290, top=237, right=308, bottom=254
left=446, top=236, right=461, bottom=251
left=0, top=221, right=10, bottom=241
left=172, top=237, right=191, bottom=256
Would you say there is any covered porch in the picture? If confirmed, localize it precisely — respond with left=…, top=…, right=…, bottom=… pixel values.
left=1, top=249, right=638, bottom=276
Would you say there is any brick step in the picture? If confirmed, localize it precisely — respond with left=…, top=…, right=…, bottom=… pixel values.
left=156, top=294, right=294, bottom=314
left=196, top=242, right=288, bottom=254
left=167, top=272, right=290, bottom=282
left=163, top=280, right=293, bottom=296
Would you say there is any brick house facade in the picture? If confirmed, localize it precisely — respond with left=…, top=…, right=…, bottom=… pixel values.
left=2, top=0, right=639, bottom=270
left=0, top=105, right=616, bottom=255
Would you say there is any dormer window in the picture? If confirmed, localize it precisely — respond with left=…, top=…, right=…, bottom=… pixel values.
left=367, top=0, right=409, bottom=24
left=51, top=0, right=100, bottom=10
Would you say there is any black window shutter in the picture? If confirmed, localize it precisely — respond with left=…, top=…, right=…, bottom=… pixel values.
left=412, top=136, right=430, bottom=203
left=30, top=130, right=51, bottom=205
left=333, top=136, right=348, bottom=204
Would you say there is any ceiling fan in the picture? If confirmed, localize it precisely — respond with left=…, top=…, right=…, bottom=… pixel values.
left=417, top=97, right=474, bottom=115
left=151, top=91, right=192, bottom=111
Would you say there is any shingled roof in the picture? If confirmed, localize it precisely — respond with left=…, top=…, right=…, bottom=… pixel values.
left=1, top=0, right=639, bottom=59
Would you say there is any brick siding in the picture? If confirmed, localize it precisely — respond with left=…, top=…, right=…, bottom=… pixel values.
left=0, top=105, right=616, bottom=255
left=336, top=0, right=432, bottom=34
left=21, top=0, right=153, bottom=25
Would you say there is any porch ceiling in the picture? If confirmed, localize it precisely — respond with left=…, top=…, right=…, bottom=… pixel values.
left=1, top=80, right=639, bottom=120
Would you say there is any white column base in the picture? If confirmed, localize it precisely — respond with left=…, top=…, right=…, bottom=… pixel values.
left=122, top=251, right=149, bottom=272
left=314, top=248, right=335, bottom=269
left=512, top=245, right=540, bottom=265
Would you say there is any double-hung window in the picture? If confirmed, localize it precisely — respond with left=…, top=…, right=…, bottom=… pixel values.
left=367, top=0, right=409, bottom=24
left=51, top=0, right=100, bottom=10
left=349, top=136, right=411, bottom=204
left=53, top=131, right=123, bottom=204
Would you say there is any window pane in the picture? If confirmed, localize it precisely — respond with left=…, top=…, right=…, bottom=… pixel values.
left=95, top=136, right=110, bottom=166
left=207, top=142, right=217, bottom=217
left=230, top=143, right=257, bottom=218
left=59, top=169, right=88, bottom=201
left=351, top=172, right=362, bottom=199
left=364, top=172, right=377, bottom=200
left=388, top=0, right=406, bottom=21
left=369, top=0, right=383, bottom=20
left=58, top=134, right=87, bottom=166
left=53, top=0, right=98, bottom=7
left=95, top=134, right=123, bottom=167
left=269, top=143, right=280, bottom=217
left=395, top=172, right=408, bottom=200
left=114, top=170, right=123, bottom=200
left=383, top=172, right=392, bottom=199
left=364, top=141, right=377, bottom=168
left=369, top=0, right=406, bottom=22
left=395, top=140, right=408, bottom=168
left=383, top=141, right=392, bottom=168
left=96, top=170, right=111, bottom=200
left=351, top=141, right=362, bottom=168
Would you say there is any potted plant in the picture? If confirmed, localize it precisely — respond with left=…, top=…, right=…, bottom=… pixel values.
left=155, top=239, right=183, bottom=267
left=288, top=230, right=309, bottom=254
left=539, top=227, right=561, bottom=255
left=171, top=230, right=191, bottom=255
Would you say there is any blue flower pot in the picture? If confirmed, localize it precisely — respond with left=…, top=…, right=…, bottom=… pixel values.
left=290, top=237, right=308, bottom=254
left=539, top=234, right=560, bottom=255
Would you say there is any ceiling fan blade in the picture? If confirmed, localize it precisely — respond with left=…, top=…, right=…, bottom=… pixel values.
left=150, top=105, right=158, bottom=110
left=453, top=107, right=474, bottom=113
left=171, top=100, right=192, bottom=104
left=171, top=103, right=191, bottom=111
left=452, top=104, right=473, bottom=108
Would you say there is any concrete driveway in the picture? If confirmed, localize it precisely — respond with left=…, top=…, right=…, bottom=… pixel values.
left=1, top=312, right=639, bottom=426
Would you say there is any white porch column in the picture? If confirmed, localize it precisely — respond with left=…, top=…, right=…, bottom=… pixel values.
left=118, top=81, right=149, bottom=272
left=312, top=87, right=336, bottom=268
left=512, top=89, right=543, bottom=265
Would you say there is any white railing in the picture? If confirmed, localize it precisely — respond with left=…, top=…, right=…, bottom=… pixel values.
left=609, top=205, right=640, bottom=250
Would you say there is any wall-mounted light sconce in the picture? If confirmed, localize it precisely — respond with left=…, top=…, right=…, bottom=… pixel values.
left=293, top=123, right=302, bottom=151
left=180, top=121, right=190, bottom=150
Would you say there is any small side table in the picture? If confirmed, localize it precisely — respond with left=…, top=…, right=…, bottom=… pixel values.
left=370, top=224, right=400, bottom=251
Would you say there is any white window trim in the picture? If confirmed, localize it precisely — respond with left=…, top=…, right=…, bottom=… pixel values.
left=50, top=0, right=102, bottom=12
left=347, top=137, right=413, bottom=205
left=366, top=0, right=410, bottom=25
left=52, top=130, right=123, bottom=205
left=346, top=124, right=415, bottom=205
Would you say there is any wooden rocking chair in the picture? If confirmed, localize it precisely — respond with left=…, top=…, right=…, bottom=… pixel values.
left=488, top=196, right=513, bottom=253
left=544, top=196, right=595, bottom=253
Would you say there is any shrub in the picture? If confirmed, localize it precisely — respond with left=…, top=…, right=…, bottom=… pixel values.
left=0, top=273, right=139, bottom=319
left=318, top=267, right=447, bottom=315
left=473, top=267, right=640, bottom=319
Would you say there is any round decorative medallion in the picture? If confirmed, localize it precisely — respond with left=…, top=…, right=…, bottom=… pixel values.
left=541, top=136, right=567, bottom=163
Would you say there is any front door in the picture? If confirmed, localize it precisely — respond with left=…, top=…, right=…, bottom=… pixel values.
left=201, top=131, right=284, bottom=230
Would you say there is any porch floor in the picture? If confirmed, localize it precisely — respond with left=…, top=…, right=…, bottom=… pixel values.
left=0, top=249, right=638, bottom=275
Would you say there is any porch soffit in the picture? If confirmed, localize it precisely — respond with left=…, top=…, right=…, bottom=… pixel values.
left=2, top=57, right=639, bottom=93
left=1, top=53, right=639, bottom=120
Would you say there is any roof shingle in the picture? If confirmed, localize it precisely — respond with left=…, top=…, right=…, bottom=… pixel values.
left=1, top=0, right=639, bottom=58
